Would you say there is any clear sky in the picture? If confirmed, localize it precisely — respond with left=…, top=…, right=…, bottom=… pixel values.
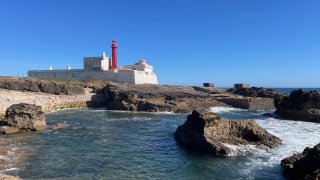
left=0, top=0, right=319, bottom=87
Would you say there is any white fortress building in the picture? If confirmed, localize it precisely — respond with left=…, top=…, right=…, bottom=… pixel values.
left=28, top=40, right=158, bottom=84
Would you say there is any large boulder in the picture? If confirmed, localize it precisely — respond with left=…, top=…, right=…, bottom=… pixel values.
left=5, top=103, right=46, bottom=131
left=174, top=109, right=282, bottom=155
left=274, top=89, right=320, bottom=122
left=281, top=143, right=320, bottom=179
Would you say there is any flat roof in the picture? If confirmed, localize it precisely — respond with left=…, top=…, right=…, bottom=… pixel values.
left=28, top=69, right=84, bottom=73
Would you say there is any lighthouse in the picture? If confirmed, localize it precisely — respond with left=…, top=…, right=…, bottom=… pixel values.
left=28, top=39, right=158, bottom=84
left=111, top=40, right=118, bottom=69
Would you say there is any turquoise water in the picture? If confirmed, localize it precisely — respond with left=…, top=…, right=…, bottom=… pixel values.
left=3, top=108, right=320, bottom=179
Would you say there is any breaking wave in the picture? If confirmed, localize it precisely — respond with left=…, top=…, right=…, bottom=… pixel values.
left=210, top=107, right=320, bottom=177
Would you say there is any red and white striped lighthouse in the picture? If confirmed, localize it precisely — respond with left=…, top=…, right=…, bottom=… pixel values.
left=111, top=40, right=117, bottom=69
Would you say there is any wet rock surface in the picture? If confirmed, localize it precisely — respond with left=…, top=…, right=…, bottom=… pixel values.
left=275, top=89, right=320, bottom=122
left=52, top=122, right=69, bottom=131
left=5, top=103, right=46, bottom=131
left=281, top=143, right=320, bottom=180
left=174, top=109, right=282, bottom=155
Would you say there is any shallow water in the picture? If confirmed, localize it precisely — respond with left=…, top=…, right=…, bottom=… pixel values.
left=2, top=108, right=320, bottom=179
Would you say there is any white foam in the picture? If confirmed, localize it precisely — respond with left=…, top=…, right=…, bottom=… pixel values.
left=227, top=117, right=320, bottom=177
left=210, top=107, right=245, bottom=113
left=48, top=107, right=85, bottom=114
left=209, top=107, right=320, bottom=177
left=4, top=168, right=20, bottom=172
left=254, top=118, right=320, bottom=166
left=155, top=111, right=176, bottom=115
left=222, top=143, right=263, bottom=157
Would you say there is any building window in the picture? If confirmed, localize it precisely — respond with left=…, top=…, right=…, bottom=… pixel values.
left=72, top=73, right=75, bottom=78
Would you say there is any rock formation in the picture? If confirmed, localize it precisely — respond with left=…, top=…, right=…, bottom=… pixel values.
left=103, top=83, right=228, bottom=113
left=5, top=103, right=46, bottom=131
left=0, top=76, right=278, bottom=115
left=52, top=122, right=69, bottom=131
left=274, top=89, right=320, bottom=122
left=230, top=87, right=287, bottom=98
left=218, top=97, right=275, bottom=109
left=281, top=143, right=320, bottom=179
left=174, top=109, right=282, bottom=155
left=0, top=77, right=85, bottom=95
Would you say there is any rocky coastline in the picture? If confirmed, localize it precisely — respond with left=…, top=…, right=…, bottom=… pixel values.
left=174, top=109, right=282, bottom=155
left=229, top=86, right=287, bottom=98
left=275, top=89, right=320, bottom=122
left=0, top=77, right=279, bottom=118
left=281, top=143, right=320, bottom=179
left=0, top=76, right=318, bottom=179
left=0, top=77, right=108, bottom=119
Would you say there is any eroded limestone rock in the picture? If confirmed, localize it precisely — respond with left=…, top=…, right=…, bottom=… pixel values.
left=174, top=109, right=282, bottom=155
left=5, top=103, right=46, bottom=131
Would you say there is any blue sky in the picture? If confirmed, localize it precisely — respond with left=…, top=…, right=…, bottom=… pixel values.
left=0, top=0, right=319, bottom=87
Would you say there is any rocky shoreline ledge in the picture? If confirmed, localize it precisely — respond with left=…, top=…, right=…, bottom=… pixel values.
left=0, top=77, right=281, bottom=117
left=0, top=77, right=108, bottom=119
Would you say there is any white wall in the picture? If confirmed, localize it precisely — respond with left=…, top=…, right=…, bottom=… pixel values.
left=134, top=71, right=158, bottom=84
left=28, top=69, right=158, bottom=84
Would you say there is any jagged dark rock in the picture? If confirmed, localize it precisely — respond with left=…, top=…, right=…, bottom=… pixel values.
left=0, top=77, right=85, bottom=95
left=281, top=143, right=320, bottom=179
left=231, top=87, right=287, bottom=98
left=174, top=109, right=282, bottom=155
left=218, top=97, right=275, bottom=109
left=274, top=89, right=320, bottom=122
left=5, top=103, right=46, bottom=131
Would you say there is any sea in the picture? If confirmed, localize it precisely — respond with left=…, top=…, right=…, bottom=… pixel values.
left=0, top=88, right=319, bottom=179
left=271, top=88, right=320, bottom=94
